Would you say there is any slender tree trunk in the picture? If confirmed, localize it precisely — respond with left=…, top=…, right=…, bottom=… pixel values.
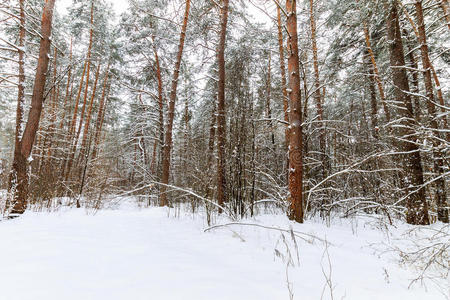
left=7, top=0, right=56, bottom=215
left=59, top=38, right=73, bottom=131
left=386, top=0, right=429, bottom=225
left=400, top=0, right=449, bottom=133
left=160, top=0, right=191, bottom=206
left=440, top=0, right=450, bottom=30
left=286, top=0, right=303, bottom=223
left=150, top=139, right=158, bottom=175
left=7, top=0, right=26, bottom=214
left=276, top=5, right=290, bottom=181
left=309, top=0, right=327, bottom=181
left=266, top=53, right=275, bottom=147
left=205, top=101, right=216, bottom=199
left=64, top=1, right=94, bottom=181
left=414, top=0, right=448, bottom=223
left=362, top=22, right=391, bottom=122
left=404, top=36, right=422, bottom=123
left=92, top=65, right=110, bottom=160
left=79, top=62, right=101, bottom=164
left=215, top=0, right=229, bottom=213
left=363, top=49, right=379, bottom=139
left=152, top=34, right=165, bottom=183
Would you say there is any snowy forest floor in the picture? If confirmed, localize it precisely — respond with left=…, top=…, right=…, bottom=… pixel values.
left=0, top=198, right=448, bottom=300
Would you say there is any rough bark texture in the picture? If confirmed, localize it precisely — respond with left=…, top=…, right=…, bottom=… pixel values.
left=286, top=0, right=303, bottom=223
left=386, top=0, right=429, bottom=225
left=216, top=0, right=229, bottom=213
left=7, top=0, right=56, bottom=215
left=414, top=0, right=448, bottom=223
left=160, top=0, right=191, bottom=206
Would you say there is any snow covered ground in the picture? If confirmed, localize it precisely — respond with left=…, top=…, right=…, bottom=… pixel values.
left=0, top=201, right=447, bottom=300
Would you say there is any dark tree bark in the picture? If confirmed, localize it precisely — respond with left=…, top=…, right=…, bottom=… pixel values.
left=286, top=0, right=303, bottom=223
left=216, top=0, right=229, bottom=213
left=386, top=0, right=429, bottom=225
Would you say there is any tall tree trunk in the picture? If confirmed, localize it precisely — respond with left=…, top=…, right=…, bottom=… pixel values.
left=160, top=0, right=191, bottom=206
left=215, top=0, right=229, bottom=213
left=276, top=5, right=290, bottom=181
left=386, top=0, right=429, bottom=225
left=309, top=0, right=327, bottom=181
left=7, top=0, right=26, bottom=215
left=152, top=34, right=165, bottom=185
left=7, top=0, right=56, bottom=215
left=414, top=0, right=448, bottom=223
left=286, top=0, right=303, bottom=223
left=399, top=0, right=449, bottom=134
left=266, top=53, right=275, bottom=147
left=64, top=1, right=94, bottom=182
left=79, top=62, right=101, bottom=165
